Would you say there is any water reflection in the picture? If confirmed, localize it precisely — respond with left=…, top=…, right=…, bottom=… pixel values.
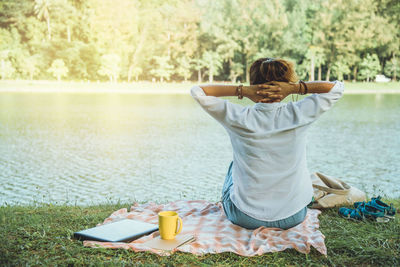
left=0, top=93, right=399, bottom=205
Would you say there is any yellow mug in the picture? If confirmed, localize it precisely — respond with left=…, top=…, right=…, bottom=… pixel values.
left=158, top=211, right=183, bottom=240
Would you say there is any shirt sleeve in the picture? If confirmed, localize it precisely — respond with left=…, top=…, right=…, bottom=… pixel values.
left=289, top=81, right=344, bottom=125
left=190, top=85, right=247, bottom=130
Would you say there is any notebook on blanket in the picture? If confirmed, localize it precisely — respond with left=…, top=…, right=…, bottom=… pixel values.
left=143, top=235, right=196, bottom=251
left=74, top=219, right=158, bottom=242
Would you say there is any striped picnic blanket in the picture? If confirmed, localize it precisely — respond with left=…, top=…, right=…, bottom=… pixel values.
left=83, top=200, right=327, bottom=256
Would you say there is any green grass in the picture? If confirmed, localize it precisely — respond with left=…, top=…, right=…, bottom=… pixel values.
left=1, top=199, right=399, bottom=266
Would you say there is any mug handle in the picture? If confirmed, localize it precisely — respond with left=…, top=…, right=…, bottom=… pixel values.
left=175, top=216, right=183, bottom=235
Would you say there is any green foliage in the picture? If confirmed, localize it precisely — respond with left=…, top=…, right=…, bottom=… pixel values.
left=359, top=54, right=381, bottom=82
left=0, top=0, right=399, bottom=82
left=128, top=66, right=143, bottom=82
left=21, top=55, right=40, bottom=80
left=229, top=62, right=244, bottom=83
left=150, top=56, right=174, bottom=82
left=384, top=56, right=399, bottom=80
left=176, top=56, right=193, bottom=81
left=98, top=54, right=121, bottom=82
left=47, top=59, right=68, bottom=81
left=0, top=59, right=15, bottom=79
left=202, top=51, right=223, bottom=82
left=332, top=60, right=351, bottom=81
left=34, top=0, right=51, bottom=40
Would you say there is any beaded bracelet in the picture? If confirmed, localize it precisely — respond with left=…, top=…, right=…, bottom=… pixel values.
left=236, top=84, right=243, bottom=99
left=299, top=80, right=308, bottom=95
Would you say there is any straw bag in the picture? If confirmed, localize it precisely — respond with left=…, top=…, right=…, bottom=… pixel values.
left=310, top=172, right=367, bottom=209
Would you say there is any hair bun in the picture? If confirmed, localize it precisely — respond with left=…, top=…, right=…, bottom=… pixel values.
left=250, top=57, right=298, bottom=85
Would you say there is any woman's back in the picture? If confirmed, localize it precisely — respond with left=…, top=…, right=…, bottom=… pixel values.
left=191, top=81, right=344, bottom=221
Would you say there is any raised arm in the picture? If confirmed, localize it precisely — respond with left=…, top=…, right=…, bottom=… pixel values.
left=258, top=81, right=344, bottom=124
left=199, top=84, right=282, bottom=103
left=299, top=81, right=336, bottom=94
left=256, top=81, right=336, bottom=102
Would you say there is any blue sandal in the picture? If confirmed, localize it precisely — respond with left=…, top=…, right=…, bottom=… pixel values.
left=360, top=203, right=386, bottom=220
left=354, top=196, right=396, bottom=218
left=339, top=207, right=364, bottom=220
left=340, top=202, right=390, bottom=222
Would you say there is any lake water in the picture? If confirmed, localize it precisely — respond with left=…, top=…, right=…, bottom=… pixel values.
left=1, top=92, right=399, bottom=205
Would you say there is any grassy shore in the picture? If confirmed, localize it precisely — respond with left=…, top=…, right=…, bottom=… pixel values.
left=1, top=199, right=399, bottom=266
left=0, top=80, right=400, bottom=94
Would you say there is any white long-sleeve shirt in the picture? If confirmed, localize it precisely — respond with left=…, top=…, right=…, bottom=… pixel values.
left=191, top=81, right=344, bottom=221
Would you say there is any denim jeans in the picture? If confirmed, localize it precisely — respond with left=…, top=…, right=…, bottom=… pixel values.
left=221, top=162, right=307, bottom=230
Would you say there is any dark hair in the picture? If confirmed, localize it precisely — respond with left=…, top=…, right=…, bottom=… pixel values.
left=249, top=58, right=298, bottom=85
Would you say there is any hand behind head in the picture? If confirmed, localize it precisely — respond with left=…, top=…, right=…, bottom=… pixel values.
left=245, top=84, right=282, bottom=103
left=256, top=82, right=297, bottom=103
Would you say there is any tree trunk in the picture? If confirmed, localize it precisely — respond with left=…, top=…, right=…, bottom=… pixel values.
left=326, top=63, right=331, bottom=81
left=198, top=69, right=202, bottom=83
left=310, top=53, right=315, bottom=81
left=393, top=53, right=397, bottom=81
left=67, top=25, right=71, bottom=42
left=127, top=65, right=133, bottom=83
left=245, top=61, right=249, bottom=83
left=318, top=65, right=322, bottom=80
left=353, top=66, right=357, bottom=82
left=127, top=23, right=148, bottom=82
left=209, top=65, right=213, bottom=83
left=229, top=58, right=234, bottom=83
left=167, top=32, right=171, bottom=58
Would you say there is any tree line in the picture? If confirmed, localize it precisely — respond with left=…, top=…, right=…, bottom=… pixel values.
left=0, top=0, right=399, bottom=83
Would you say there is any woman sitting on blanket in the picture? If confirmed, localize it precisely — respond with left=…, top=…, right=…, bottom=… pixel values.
left=191, top=58, right=344, bottom=230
